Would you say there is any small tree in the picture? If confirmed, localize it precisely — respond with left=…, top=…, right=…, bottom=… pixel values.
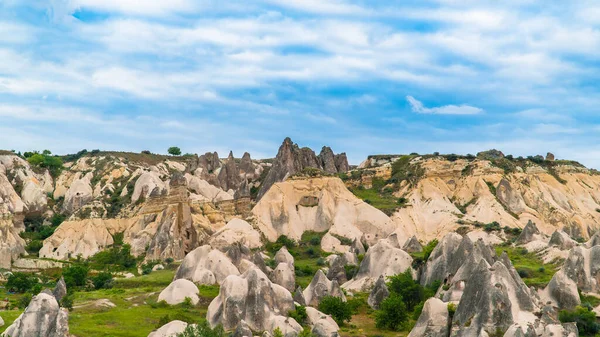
left=318, top=296, right=352, bottom=325
left=375, top=293, right=408, bottom=331
left=168, top=147, right=182, bottom=156
left=387, top=269, right=423, bottom=312
left=62, top=265, right=89, bottom=288
left=177, top=321, right=225, bottom=337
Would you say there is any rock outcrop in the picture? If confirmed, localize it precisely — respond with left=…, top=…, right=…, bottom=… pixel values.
left=515, top=220, right=542, bottom=245
left=175, top=245, right=240, bottom=285
left=209, top=218, right=262, bottom=250
left=62, top=176, right=93, bottom=213
left=407, top=298, right=449, bottom=337
left=253, top=177, right=394, bottom=247
left=343, top=237, right=414, bottom=292
left=303, top=270, right=346, bottom=307
left=402, top=236, right=423, bottom=253
left=207, top=268, right=301, bottom=335
left=53, top=277, right=67, bottom=303
left=367, top=275, right=390, bottom=310
left=305, top=307, right=340, bottom=337
left=257, top=138, right=348, bottom=199
left=2, top=292, right=69, bottom=337
left=272, top=262, right=296, bottom=292
left=148, top=320, right=189, bottom=337
left=158, top=279, right=200, bottom=305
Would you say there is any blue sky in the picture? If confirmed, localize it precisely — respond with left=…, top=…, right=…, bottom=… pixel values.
left=0, top=1, right=599, bottom=166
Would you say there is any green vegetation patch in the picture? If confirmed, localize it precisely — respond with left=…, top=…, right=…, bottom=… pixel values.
left=495, top=245, right=560, bottom=288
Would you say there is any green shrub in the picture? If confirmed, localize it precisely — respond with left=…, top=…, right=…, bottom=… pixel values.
left=316, top=258, right=326, bottom=266
left=273, top=327, right=284, bottom=337
left=92, top=272, right=113, bottom=290
left=266, top=235, right=297, bottom=253
left=448, top=303, right=456, bottom=320
left=298, top=327, right=317, bottom=337
left=559, top=306, right=600, bottom=335
left=62, top=265, right=89, bottom=288
left=168, top=147, right=182, bottom=156
left=289, top=305, right=308, bottom=325
left=18, top=293, right=32, bottom=309
left=387, top=270, right=423, bottom=312
left=318, top=296, right=352, bottom=325
left=6, top=272, right=38, bottom=293
left=375, top=293, right=408, bottom=331
left=181, top=296, right=194, bottom=308
left=344, top=265, right=359, bottom=280
left=61, top=294, right=74, bottom=311
left=176, top=321, right=225, bottom=337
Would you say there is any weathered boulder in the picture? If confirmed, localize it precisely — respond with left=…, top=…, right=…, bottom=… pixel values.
left=326, top=254, right=349, bottom=284
left=407, top=298, right=449, bottom=337
left=207, top=268, right=300, bottom=336
left=319, top=147, right=338, bottom=174
left=303, top=270, right=346, bottom=307
left=275, top=246, right=295, bottom=268
left=175, top=245, right=240, bottom=285
left=420, top=232, right=464, bottom=287
left=20, top=178, right=47, bottom=215
left=548, top=231, right=576, bottom=250
left=209, top=218, right=262, bottom=250
left=515, top=221, right=542, bottom=245
left=53, top=277, right=67, bottom=303
left=272, top=262, right=296, bottom=292
left=0, top=315, right=3, bottom=327
left=148, top=320, right=189, bottom=337
left=451, top=259, right=538, bottom=336
left=132, top=171, right=166, bottom=203
left=350, top=238, right=365, bottom=255
left=158, top=279, right=200, bottom=305
left=1, top=292, right=69, bottom=337
left=62, top=177, right=93, bottom=213
left=342, top=238, right=413, bottom=292
left=185, top=174, right=233, bottom=202
left=367, top=275, right=389, bottom=310
left=293, top=286, right=306, bottom=306
left=305, top=307, right=340, bottom=337
left=402, top=235, right=423, bottom=253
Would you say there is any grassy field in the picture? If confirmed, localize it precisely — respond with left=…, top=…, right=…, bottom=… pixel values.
left=0, top=270, right=219, bottom=337
left=494, top=245, right=561, bottom=288
left=349, top=186, right=403, bottom=216
left=340, top=293, right=411, bottom=337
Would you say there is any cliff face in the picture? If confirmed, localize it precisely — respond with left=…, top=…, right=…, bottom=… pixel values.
left=354, top=155, right=600, bottom=241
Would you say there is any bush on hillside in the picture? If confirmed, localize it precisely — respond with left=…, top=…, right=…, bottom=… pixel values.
left=318, top=296, right=352, bottom=325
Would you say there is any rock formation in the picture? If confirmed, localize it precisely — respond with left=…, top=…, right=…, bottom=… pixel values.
left=257, top=138, right=349, bottom=199
left=2, top=292, right=69, bottom=337
left=253, top=177, right=394, bottom=247
left=272, top=262, right=296, bottom=292
left=367, top=275, right=389, bottom=310
left=343, top=237, right=414, bottom=292
left=303, top=270, right=346, bottom=307
left=175, top=245, right=240, bottom=285
left=402, top=235, right=423, bottom=253
left=407, top=298, right=449, bottom=337
left=207, top=268, right=301, bottom=335
left=53, top=277, right=67, bottom=303
left=158, top=279, right=200, bottom=305
left=209, top=218, right=262, bottom=250
left=148, top=320, right=189, bottom=337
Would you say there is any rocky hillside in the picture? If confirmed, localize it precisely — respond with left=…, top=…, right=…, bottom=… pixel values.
left=2, top=142, right=600, bottom=337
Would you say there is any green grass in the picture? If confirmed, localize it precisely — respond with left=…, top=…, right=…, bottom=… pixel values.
left=495, top=245, right=561, bottom=288
left=349, top=187, right=403, bottom=216
left=340, top=293, right=410, bottom=337
left=0, top=269, right=219, bottom=337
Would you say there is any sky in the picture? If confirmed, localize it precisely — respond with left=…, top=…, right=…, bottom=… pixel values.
left=0, top=1, right=599, bottom=166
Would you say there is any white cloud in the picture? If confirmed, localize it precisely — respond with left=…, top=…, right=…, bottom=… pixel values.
left=263, top=0, right=367, bottom=15
left=406, top=96, right=483, bottom=115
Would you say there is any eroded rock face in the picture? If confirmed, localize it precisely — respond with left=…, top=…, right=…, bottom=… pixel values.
left=274, top=246, right=295, bottom=268
left=342, top=238, right=413, bottom=292
left=209, top=218, right=262, bottom=250
left=53, top=277, right=67, bottom=303
left=132, top=171, right=166, bottom=204
left=367, top=275, right=389, bottom=310
left=403, top=236, right=423, bottom=253
left=305, top=307, right=340, bottom=337
left=257, top=138, right=348, bottom=199
left=548, top=231, right=576, bottom=250
left=272, top=262, right=296, bottom=292
left=408, top=298, right=449, bottom=337
left=158, top=279, right=200, bottom=305
left=2, top=292, right=69, bottom=337
left=451, top=259, right=538, bottom=336
left=63, top=177, right=93, bottom=213
left=421, top=233, right=468, bottom=287
left=218, top=152, right=242, bottom=192
left=207, top=268, right=300, bottom=336
left=253, top=177, right=394, bottom=247
left=304, top=270, right=346, bottom=307
left=543, top=245, right=600, bottom=309
left=515, top=221, right=542, bottom=245
left=175, top=245, right=240, bottom=285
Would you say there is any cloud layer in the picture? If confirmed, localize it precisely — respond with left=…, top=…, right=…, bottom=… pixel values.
left=0, top=1, right=599, bottom=167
